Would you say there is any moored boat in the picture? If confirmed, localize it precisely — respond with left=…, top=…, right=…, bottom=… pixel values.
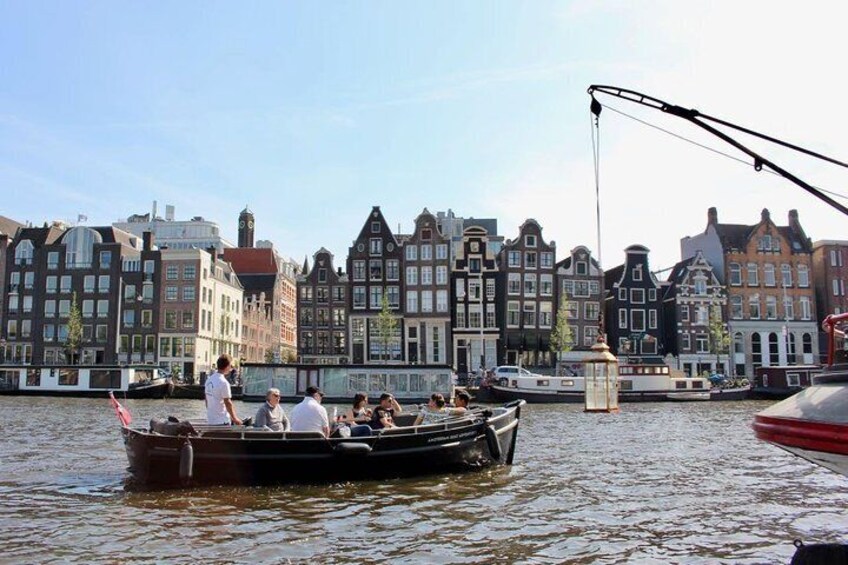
left=119, top=399, right=526, bottom=486
left=753, top=313, right=848, bottom=477
left=0, top=365, right=170, bottom=398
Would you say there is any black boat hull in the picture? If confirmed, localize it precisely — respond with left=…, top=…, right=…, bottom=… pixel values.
left=0, top=379, right=172, bottom=399
left=169, top=384, right=243, bottom=400
left=121, top=401, right=524, bottom=486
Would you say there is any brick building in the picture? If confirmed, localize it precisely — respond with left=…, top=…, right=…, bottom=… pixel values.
left=297, top=248, right=349, bottom=364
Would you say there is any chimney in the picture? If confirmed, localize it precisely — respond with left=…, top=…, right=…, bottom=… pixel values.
left=707, top=207, right=718, bottom=225
left=761, top=208, right=771, bottom=222
left=142, top=230, right=153, bottom=251
left=337, top=267, right=342, bottom=276
left=207, top=246, right=217, bottom=260
left=788, top=209, right=800, bottom=229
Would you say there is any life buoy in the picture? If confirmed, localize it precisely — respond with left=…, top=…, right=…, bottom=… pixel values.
left=179, top=440, right=194, bottom=483
left=485, top=425, right=502, bottom=460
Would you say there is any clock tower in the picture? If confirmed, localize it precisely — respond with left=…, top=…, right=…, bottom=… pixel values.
left=238, top=206, right=255, bottom=248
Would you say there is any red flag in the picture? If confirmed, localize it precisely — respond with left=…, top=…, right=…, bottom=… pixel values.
left=109, top=391, right=132, bottom=427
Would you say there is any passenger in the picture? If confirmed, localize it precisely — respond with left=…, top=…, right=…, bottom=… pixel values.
left=204, top=353, right=243, bottom=426
left=451, top=390, right=472, bottom=414
left=414, top=393, right=449, bottom=426
left=289, top=386, right=330, bottom=437
left=342, top=393, right=372, bottom=423
left=253, top=388, right=289, bottom=432
left=370, top=393, right=403, bottom=430
left=341, top=393, right=373, bottom=437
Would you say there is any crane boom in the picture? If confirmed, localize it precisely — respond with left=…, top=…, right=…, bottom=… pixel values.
left=587, top=85, right=848, bottom=217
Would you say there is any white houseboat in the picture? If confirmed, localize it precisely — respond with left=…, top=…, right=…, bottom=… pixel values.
left=0, top=365, right=171, bottom=398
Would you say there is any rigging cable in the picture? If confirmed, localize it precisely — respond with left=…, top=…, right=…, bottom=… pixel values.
left=590, top=96, right=605, bottom=339
left=600, top=102, right=848, bottom=203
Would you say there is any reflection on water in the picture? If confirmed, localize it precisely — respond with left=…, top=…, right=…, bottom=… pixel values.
left=0, top=397, right=846, bottom=563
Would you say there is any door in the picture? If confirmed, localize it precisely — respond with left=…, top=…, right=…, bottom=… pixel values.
left=353, top=343, right=364, bottom=364
left=457, top=347, right=468, bottom=376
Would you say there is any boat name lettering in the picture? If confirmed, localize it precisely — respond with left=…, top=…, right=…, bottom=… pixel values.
left=426, top=430, right=476, bottom=443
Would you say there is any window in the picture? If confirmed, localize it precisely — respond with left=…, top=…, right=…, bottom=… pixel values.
left=456, top=304, right=466, bottom=327
left=648, top=309, right=657, bottom=329
left=436, top=290, right=448, bottom=313
left=406, top=291, right=418, bottom=313
left=166, top=286, right=178, bottom=301
left=97, top=300, right=109, bottom=318
left=630, top=288, right=645, bottom=304
left=631, top=310, right=645, bottom=331
left=353, top=261, right=366, bottom=281
left=96, top=325, right=108, bottom=342
left=421, top=267, right=433, bottom=285
left=369, top=287, right=383, bottom=309
left=696, top=335, right=709, bottom=353
left=353, top=287, right=366, bottom=309
left=60, top=276, right=72, bottom=293
left=693, top=277, right=707, bottom=295
left=574, top=281, right=589, bottom=298
left=729, top=263, right=742, bottom=286
left=98, top=275, right=110, bottom=293
left=540, top=274, right=553, bottom=296
left=369, top=260, right=383, bottom=281
left=730, top=296, right=743, bottom=319
left=184, top=265, right=196, bottom=280
left=831, top=249, right=844, bottom=267
left=46, top=276, right=58, bottom=294
left=781, top=264, right=792, bottom=287
left=44, top=300, right=56, bottom=317
left=508, top=251, right=521, bottom=268
left=406, top=266, right=418, bottom=286
left=436, top=244, right=448, bottom=260
left=369, top=238, right=382, bottom=256
left=166, top=265, right=179, bottom=280
left=436, top=266, right=448, bottom=286
left=648, top=288, right=657, bottom=302
left=182, top=286, right=196, bottom=302
left=406, top=245, right=417, bottom=261
left=525, top=252, right=537, bottom=269
left=82, top=300, right=94, bottom=318
left=421, top=291, right=433, bottom=312
left=333, top=286, right=345, bottom=302
left=141, top=310, right=152, bottom=327
left=522, top=303, right=537, bottom=327
left=333, top=308, right=345, bottom=325
left=507, top=302, right=519, bottom=327
left=387, top=286, right=400, bottom=308
left=680, top=305, right=690, bottom=322
left=681, top=333, right=691, bottom=351
left=523, top=274, right=537, bottom=296
left=539, top=303, right=552, bottom=327
left=696, top=306, right=709, bottom=326
left=386, top=260, right=400, bottom=281
left=834, top=279, right=845, bottom=297
left=798, top=265, right=809, bottom=287
left=123, top=310, right=135, bottom=328
left=618, top=287, right=626, bottom=301
left=618, top=309, right=627, bottom=329
left=584, top=326, right=599, bottom=346
left=799, top=296, right=812, bottom=320
left=15, top=240, right=34, bottom=264
left=508, top=273, right=521, bottom=295
left=420, top=245, right=432, bottom=260
left=485, top=303, right=495, bottom=327
left=59, top=300, right=70, bottom=316
left=525, top=234, right=537, bottom=247
left=469, top=305, right=482, bottom=328
left=47, top=251, right=59, bottom=269
left=43, top=324, right=55, bottom=342
left=632, top=265, right=642, bottom=281
left=747, top=264, right=759, bottom=286
left=784, top=297, right=794, bottom=320
left=100, top=251, right=112, bottom=269
left=576, top=261, right=588, bottom=276
left=764, top=264, right=776, bottom=287
left=182, top=311, right=194, bottom=328
left=371, top=221, right=381, bottom=234
left=486, top=279, right=495, bottom=300
left=584, top=302, right=599, bottom=321
left=749, top=296, right=761, bottom=319
left=23, top=272, right=33, bottom=290
left=541, top=252, right=553, bottom=268
left=566, top=301, right=579, bottom=321
left=125, top=284, right=137, bottom=302
left=164, top=311, right=177, bottom=330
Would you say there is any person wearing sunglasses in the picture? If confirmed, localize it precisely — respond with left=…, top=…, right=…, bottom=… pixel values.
left=253, top=387, right=289, bottom=432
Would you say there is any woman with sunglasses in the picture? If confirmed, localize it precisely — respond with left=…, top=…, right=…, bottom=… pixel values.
left=253, top=387, right=290, bottom=431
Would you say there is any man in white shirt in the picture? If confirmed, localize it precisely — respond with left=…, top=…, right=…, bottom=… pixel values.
left=204, top=354, right=243, bottom=426
left=289, top=386, right=330, bottom=437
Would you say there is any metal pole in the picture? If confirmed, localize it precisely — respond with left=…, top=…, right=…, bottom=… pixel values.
left=479, top=271, right=485, bottom=373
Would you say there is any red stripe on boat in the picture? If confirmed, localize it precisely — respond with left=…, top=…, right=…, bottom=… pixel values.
left=753, top=415, right=848, bottom=456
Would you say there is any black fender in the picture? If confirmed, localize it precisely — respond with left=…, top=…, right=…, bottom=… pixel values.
left=485, top=424, right=502, bottom=461
left=334, top=442, right=373, bottom=456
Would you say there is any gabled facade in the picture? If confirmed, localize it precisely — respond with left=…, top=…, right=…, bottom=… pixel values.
left=0, top=215, right=25, bottom=338
left=297, top=248, right=349, bottom=364
left=663, top=251, right=728, bottom=377
left=452, top=226, right=502, bottom=375
left=498, top=219, right=556, bottom=368
left=554, top=245, right=604, bottom=366
left=346, top=207, right=403, bottom=363
left=604, top=245, right=665, bottom=360
left=402, top=209, right=451, bottom=364
left=812, top=240, right=848, bottom=322
left=681, top=207, right=819, bottom=376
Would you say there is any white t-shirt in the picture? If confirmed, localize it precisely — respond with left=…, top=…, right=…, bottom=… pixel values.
left=289, top=397, right=329, bottom=434
left=205, top=371, right=232, bottom=425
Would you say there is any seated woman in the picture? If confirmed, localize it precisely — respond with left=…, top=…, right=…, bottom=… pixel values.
left=253, top=387, right=289, bottom=431
left=414, top=393, right=450, bottom=426
left=341, top=393, right=373, bottom=437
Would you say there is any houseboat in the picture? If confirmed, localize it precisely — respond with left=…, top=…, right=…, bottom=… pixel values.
left=240, top=363, right=455, bottom=403
left=751, top=365, right=822, bottom=400
left=0, top=365, right=170, bottom=398
left=488, top=363, right=710, bottom=403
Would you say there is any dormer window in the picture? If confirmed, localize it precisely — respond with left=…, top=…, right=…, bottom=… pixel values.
left=371, top=222, right=381, bottom=234
left=576, top=261, right=587, bottom=275
left=632, top=265, right=642, bottom=281
left=15, top=240, right=34, bottom=265
left=421, top=228, right=432, bottom=241
left=525, top=235, right=537, bottom=247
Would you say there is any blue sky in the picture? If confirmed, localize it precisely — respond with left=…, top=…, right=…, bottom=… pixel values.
left=3, top=1, right=848, bottom=273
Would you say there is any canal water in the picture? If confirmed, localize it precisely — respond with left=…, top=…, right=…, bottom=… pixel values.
left=0, top=397, right=845, bottom=564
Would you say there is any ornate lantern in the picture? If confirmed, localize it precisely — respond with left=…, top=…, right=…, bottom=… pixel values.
left=584, top=339, right=619, bottom=413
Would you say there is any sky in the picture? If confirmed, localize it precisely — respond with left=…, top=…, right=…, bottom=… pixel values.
left=2, top=1, right=848, bottom=274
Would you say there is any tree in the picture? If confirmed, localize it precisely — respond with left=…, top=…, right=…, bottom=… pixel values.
left=550, top=296, right=575, bottom=372
left=66, top=292, right=83, bottom=364
left=376, top=293, right=398, bottom=364
left=708, top=304, right=731, bottom=374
